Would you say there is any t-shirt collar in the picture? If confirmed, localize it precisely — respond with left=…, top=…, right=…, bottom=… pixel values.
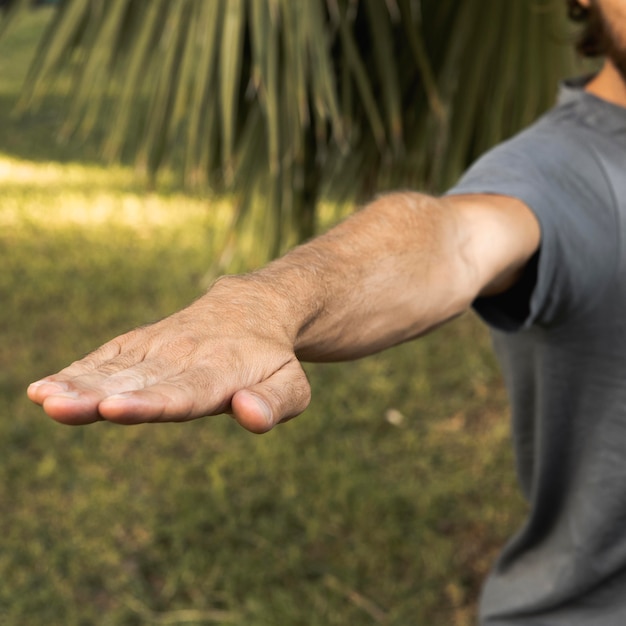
left=558, top=75, right=626, bottom=135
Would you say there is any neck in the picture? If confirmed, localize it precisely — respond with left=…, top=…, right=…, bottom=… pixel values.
left=585, top=59, right=626, bottom=107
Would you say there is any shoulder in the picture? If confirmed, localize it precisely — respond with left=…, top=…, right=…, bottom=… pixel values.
left=449, top=102, right=614, bottom=233
left=448, top=101, right=620, bottom=330
left=458, top=106, right=605, bottom=194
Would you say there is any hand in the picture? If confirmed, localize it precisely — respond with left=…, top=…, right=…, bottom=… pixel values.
left=26, top=277, right=311, bottom=433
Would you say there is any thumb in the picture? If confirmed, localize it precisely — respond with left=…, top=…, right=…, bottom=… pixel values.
left=230, top=360, right=311, bottom=434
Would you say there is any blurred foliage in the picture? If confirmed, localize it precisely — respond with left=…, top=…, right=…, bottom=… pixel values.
left=0, top=14, right=531, bottom=625
left=1, top=0, right=581, bottom=264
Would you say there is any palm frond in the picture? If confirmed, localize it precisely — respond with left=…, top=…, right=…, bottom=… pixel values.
left=4, top=0, right=582, bottom=266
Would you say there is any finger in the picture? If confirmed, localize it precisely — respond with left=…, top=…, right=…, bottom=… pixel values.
left=27, top=337, right=131, bottom=404
left=60, top=338, right=127, bottom=376
left=27, top=379, right=72, bottom=405
left=39, top=366, right=158, bottom=425
left=41, top=391, right=104, bottom=425
left=97, top=358, right=311, bottom=429
left=29, top=330, right=206, bottom=407
left=27, top=349, right=139, bottom=405
left=231, top=360, right=311, bottom=434
left=96, top=367, right=230, bottom=425
left=35, top=354, right=186, bottom=425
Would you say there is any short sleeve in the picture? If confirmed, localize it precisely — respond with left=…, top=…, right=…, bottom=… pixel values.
left=446, top=120, right=618, bottom=331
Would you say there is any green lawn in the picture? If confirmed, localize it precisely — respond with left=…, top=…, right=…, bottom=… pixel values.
left=0, top=10, right=526, bottom=626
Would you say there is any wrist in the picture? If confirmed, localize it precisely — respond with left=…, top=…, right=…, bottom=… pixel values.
left=206, top=272, right=317, bottom=347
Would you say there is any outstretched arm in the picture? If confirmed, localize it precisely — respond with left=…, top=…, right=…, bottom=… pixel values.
left=27, top=191, right=539, bottom=432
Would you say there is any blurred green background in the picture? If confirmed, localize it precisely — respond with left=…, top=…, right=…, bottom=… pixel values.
left=0, top=7, right=531, bottom=626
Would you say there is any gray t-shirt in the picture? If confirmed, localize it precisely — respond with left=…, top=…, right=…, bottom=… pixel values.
left=447, top=78, right=626, bottom=625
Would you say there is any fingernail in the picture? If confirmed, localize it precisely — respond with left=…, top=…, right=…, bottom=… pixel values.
left=101, top=392, right=134, bottom=402
left=49, top=391, right=81, bottom=400
left=29, top=380, right=69, bottom=392
left=254, top=396, right=273, bottom=426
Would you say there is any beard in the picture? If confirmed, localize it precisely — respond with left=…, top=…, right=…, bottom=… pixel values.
left=586, top=0, right=626, bottom=80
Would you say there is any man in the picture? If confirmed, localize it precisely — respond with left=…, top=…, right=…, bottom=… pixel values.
left=26, top=0, right=626, bottom=623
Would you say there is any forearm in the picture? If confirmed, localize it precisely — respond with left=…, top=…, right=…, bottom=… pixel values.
left=213, top=192, right=478, bottom=362
left=29, top=190, right=538, bottom=429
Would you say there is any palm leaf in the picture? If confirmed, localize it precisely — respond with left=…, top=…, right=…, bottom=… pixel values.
left=3, top=0, right=581, bottom=266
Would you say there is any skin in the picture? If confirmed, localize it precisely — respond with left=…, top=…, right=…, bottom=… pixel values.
left=582, top=0, right=626, bottom=105
left=28, top=1, right=626, bottom=434
left=27, top=192, right=540, bottom=433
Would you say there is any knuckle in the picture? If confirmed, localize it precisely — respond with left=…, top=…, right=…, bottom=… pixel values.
left=163, top=336, right=200, bottom=362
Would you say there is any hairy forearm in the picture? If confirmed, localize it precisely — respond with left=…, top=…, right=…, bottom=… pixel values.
left=29, top=190, right=538, bottom=429
left=214, top=192, right=477, bottom=362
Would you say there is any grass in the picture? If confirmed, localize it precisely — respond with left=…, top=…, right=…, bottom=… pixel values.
left=0, top=10, right=526, bottom=626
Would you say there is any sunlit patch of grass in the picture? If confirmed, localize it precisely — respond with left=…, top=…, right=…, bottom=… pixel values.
left=0, top=155, right=232, bottom=231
